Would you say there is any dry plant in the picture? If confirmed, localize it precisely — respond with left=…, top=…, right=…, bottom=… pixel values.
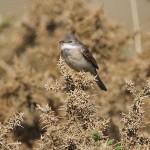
left=0, top=0, right=150, bottom=149
left=36, top=58, right=150, bottom=150
left=0, top=58, right=149, bottom=150
left=36, top=57, right=113, bottom=150
left=0, top=57, right=59, bottom=148
left=120, top=80, right=150, bottom=149
left=0, top=112, right=24, bottom=150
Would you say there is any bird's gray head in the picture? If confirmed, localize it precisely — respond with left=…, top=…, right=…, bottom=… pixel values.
left=59, top=33, right=81, bottom=50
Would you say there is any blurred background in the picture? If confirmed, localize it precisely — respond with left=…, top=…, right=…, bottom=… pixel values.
left=0, top=0, right=149, bottom=149
left=1, top=0, right=150, bottom=30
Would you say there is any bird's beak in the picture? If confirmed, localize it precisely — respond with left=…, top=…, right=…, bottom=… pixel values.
left=59, top=40, right=64, bottom=44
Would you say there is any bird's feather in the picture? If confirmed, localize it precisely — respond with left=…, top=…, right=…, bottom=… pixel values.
left=81, top=46, right=99, bottom=69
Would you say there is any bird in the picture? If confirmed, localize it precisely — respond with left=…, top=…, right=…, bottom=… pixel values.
left=59, top=33, right=107, bottom=91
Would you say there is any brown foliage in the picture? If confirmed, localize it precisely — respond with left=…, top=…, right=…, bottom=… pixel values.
left=0, top=0, right=149, bottom=149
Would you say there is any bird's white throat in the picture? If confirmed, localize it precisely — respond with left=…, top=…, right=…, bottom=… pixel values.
left=61, top=43, right=78, bottom=50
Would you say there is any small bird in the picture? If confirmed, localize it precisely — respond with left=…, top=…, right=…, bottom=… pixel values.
left=59, top=33, right=107, bottom=91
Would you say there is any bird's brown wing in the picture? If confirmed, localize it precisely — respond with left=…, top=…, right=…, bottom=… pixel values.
left=81, top=46, right=99, bottom=69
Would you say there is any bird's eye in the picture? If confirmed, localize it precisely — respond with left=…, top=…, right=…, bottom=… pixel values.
left=68, top=41, right=72, bottom=43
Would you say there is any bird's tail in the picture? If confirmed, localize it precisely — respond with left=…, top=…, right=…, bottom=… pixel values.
left=93, top=70, right=107, bottom=91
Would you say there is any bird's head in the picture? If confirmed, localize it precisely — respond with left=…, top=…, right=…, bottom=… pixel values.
left=59, top=33, right=80, bottom=49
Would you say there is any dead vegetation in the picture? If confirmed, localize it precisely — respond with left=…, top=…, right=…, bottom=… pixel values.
left=0, top=0, right=149, bottom=149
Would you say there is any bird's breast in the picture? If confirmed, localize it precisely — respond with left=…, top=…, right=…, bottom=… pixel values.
left=61, top=48, right=93, bottom=72
left=61, top=48, right=81, bottom=59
